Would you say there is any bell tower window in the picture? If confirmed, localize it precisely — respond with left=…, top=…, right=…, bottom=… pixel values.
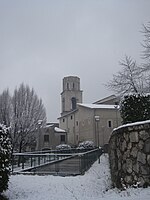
left=62, top=98, right=65, bottom=112
left=67, top=83, right=69, bottom=90
left=71, top=97, right=77, bottom=110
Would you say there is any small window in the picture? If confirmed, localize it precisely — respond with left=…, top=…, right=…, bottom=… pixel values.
left=71, top=115, right=73, bottom=120
left=73, top=82, right=75, bottom=89
left=63, top=118, right=65, bottom=122
left=62, top=98, right=65, bottom=112
left=71, top=97, right=77, bottom=110
left=108, top=120, right=112, bottom=128
left=76, top=121, right=78, bottom=126
left=44, top=135, right=49, bottom=142
left=60, top=135, right=65, bottom=142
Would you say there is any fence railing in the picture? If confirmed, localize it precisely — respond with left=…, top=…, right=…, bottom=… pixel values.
left=12, top=148, right=103, bottom=175
left=78, top=148, right=102, bottom=174
left=12, top=152, right=72, bottom=172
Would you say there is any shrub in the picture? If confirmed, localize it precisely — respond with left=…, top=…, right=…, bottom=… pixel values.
left=77, top=141, right=95, bottom=150
left=120, top=94, right=150, bottom=124
left=56, top=144, right=71, bottom=150
left=0, top=124, right=12, bottom=193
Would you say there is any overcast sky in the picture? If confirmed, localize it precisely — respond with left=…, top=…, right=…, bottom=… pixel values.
left=0, top=0, right=150, bottom=122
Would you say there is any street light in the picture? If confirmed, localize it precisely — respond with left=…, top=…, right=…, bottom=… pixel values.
left=95, top=116, right=100, bottom=147
left=37, top=120, right=43, bottom=151
left=95, top=115, right=100, bottom=164
left=114, top=105, right=119, bottom=127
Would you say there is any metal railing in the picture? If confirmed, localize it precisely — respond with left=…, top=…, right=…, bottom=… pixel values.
left=11, top=148, right=103, bottom=175
left=78, top=148, right=102, bottom=174
left=12, top=152, right=72, bottom=173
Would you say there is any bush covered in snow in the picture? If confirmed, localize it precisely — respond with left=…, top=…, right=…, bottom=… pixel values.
left=120, top=94, right=150, bottom=124
left=77, top=141, right=95, bottom=150
left=56, top=144, right=71, bottom=150
left=0, top=124, right=12, bottom=193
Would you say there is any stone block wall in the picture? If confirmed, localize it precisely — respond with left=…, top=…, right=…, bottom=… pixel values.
left=109, top=121, right=150, bottom=188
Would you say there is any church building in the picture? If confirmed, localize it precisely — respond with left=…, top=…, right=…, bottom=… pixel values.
left=58, top=76, right=121, bottom=147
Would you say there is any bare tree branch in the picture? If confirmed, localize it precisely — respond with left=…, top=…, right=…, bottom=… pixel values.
left=105, top=56, right=144, bottom=95
left=141, top=22, right=150, bottom=71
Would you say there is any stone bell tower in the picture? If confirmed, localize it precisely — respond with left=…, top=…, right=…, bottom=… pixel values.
left=61, top=76, right=83, bottom=116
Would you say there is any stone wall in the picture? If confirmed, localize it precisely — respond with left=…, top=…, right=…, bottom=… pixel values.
left=109, top=121, right=150, bottom=188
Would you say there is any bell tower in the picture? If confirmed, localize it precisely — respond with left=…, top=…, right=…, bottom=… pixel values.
left=61, top=76, right=83, bottom=116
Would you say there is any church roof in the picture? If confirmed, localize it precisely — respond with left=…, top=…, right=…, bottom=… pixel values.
left=78, top=103, right=118, bottom=109
left=93, top=95, right=118, bottom=104
left=57, top=109, right=78, bottom=119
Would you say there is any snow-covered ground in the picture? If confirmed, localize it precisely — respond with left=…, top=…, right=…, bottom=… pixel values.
left=3, top=154, right=150, bottom=200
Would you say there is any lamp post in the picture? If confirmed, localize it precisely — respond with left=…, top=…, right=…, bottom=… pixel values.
left=114, top=105, right=119, bottom=127
left=37, top=120, right=43, bottom=151
left=95, top=115, right=100, bottom=164
left=101, top=126, right=105, bottom=147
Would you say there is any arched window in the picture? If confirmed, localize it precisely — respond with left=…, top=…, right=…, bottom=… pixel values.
left=73, top=82, right=75, bottom=90
left=107, top=120, right=113, bottom=128
left=67, top=83, right=69, bottom=90
left=71, top=97, right=77, bottom=110
left=62, top=98, right=65, bottom=112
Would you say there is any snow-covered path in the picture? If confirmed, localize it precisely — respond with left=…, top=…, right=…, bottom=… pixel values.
left=3, top=154, right=150, bottom=200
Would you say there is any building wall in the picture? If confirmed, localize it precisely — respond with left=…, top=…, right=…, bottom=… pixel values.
left=59, top=111, right=78, bottom=146
left=36, top=126, right=67, bottom=150
left=78, top=106, right=121, bottom=147
left=78, top=106, right=95, bottom=143
left=59, top=105, right=121, bottom=147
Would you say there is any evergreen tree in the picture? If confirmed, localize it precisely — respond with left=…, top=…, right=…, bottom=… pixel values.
left=120, top=94, right=150, bottom=124
left=0, top=124, right=12, bottom=193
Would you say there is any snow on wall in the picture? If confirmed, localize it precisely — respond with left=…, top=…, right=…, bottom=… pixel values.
left=109, top=121, right=150, bottom=188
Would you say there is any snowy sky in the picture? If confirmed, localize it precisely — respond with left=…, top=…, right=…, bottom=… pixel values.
left=0, top=0, right=150, bottom=122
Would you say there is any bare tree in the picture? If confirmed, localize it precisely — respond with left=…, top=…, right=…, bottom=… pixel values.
left=140, top=22, right=150, bottom=91
left=0, top=89, right=12, bottom=127
left=106, top=56, right=144, bottom=95
left=106, top=23, right=150, bottom=95
left=142, top=22, right=150, bottom=65
left=11, top=83, right=47, bottom=152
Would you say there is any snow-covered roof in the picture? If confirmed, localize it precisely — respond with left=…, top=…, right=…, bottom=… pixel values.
left=54, top=127, right=66, bottom=133
left=58, top=109, right=78, bottom=119
left=93, top=95, right=118, bottom=104
left=45, top=124, right=54, bottom=128
left=78, top=103, right=118, bottom=109
left=45, top=123, right=59, bottom=128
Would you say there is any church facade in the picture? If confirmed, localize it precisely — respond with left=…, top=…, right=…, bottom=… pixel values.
left=58, top=76, right=121, bottom=147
